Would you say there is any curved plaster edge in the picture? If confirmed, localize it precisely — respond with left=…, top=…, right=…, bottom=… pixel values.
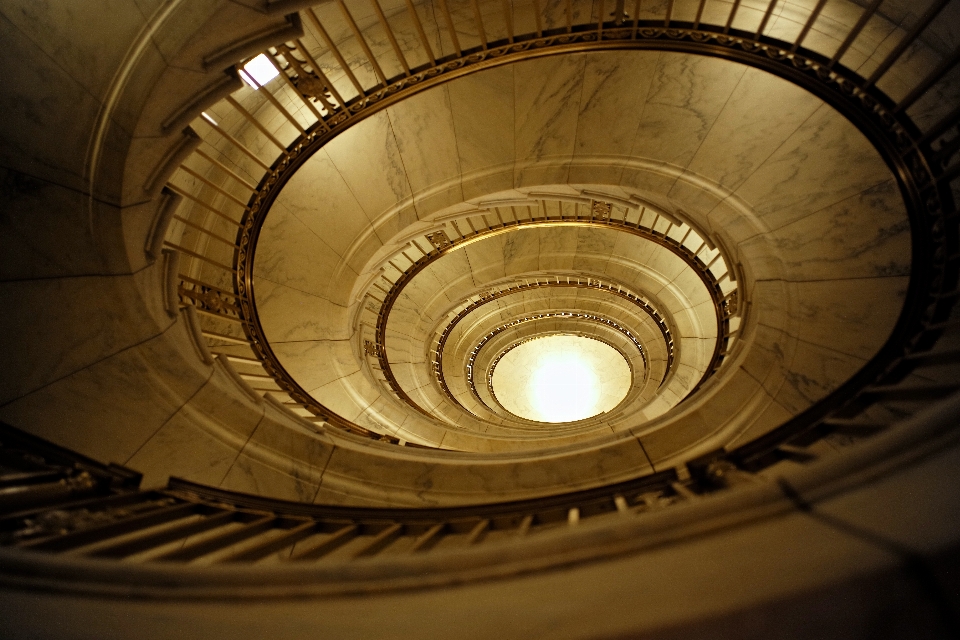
left=215, top=354, right=265, bottom=405
left=180, top=304, right=215, bottom=366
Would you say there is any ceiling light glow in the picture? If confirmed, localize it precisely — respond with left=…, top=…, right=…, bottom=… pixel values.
left=530, top=352, right=601, bottom=423
left=492, top=335, right=632, bottom=424
left=240, top=54, right=280, bottom=88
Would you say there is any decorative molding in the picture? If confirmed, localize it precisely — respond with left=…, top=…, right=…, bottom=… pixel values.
left=374, top=216, right=721, bottom=420
left=215, top=354, right=265, bottom=405
left=161, top=248, right=181, bottom=319
left=182, top=305, right=215, bottom=366
left=428, top=278, right=670, bottom=417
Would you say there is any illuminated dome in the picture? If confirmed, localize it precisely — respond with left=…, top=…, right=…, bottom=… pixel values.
left=491, top=334, right=632, bottom=423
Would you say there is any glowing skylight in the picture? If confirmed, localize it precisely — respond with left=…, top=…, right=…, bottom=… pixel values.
left=239, top=54, right=279, bottom=88
left=492, top=335, right=632, bottom=423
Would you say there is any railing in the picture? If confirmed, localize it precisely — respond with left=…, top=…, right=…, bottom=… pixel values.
left=368, top=196, right=738, bottom=422
left=162, top=0, right=960, bottom=450
left=4, top=372, right=960, bottom=581
left=3, top=387, right=960, bottom=604
left=0, top=419, right=774, bottom=567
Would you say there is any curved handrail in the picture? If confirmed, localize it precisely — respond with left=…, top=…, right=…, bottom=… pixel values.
left=3, top=386, right=960, bottom=599
left=167, top=1, right=958, bottom=456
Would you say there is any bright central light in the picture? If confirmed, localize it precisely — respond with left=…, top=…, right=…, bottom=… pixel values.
left=491, top=335, right=633, bottom=424
left=530, top=352, right=601, bottom=422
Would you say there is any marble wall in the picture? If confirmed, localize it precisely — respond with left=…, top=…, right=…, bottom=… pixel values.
left=0, top=0, right=942, bottom=508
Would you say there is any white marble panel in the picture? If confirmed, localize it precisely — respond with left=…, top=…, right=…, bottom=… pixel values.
left=324, top=111, right=412, bottom=221
left=503, top=228, right=540, bottom=275
left=660, top=365, right=766, bottom=451
left=0, top=272, right=172, bottom=403
left=906, top=63, right=960, bottom=133
left=0, top=11, right=122, bottom=197
left=272, top=339, right=359, bottom=392
left=573, top=226, right=617, bottom=274
left=574, top=51, right=659, bottom=159
left=393, top=264, right=447, bottom=310
left=309, top=369, right=381, bottom=422
left=392, top=361, right=425, bottom=394
left=385, top=306, right=424, bottom=340
left=0, top=0, right=154, bottom=116
left=513, top=54, right=585, bottom=183
left=688, top=299, right=719, bottom=340
left=733, top=104, right=892, bottom=230
left=220, top=453, right=321, bottom=503
left=749, top=279, right=802, bottom=340
left=539, top=0, right=601, bottom=32
left=793, top=276, right=908, bottom=360
left=357, top=394, right=417, bottom=434
left=387, top=85, right=463, bottom=202
left=424, top=245, right=475, bottom=289
left=126, top=362, right=265, bottom=488
left=643, top=244, right=689, bottom=286
left=794, top=0, right=897, bottom=61
left=317, top=434, right=653, bottom=506
left=738, top=323, right=799, bottom=400
left=256, top=203, right=346, bottom=300
left=272, top=151, right=373, bottom=258
left=771, top=340, right=867, bottom=415
left=725, top=396, right=794, bottom=447
left=307, top=16, right=382, bottom=91
left=382, top=0, right=445, bottom=71
left=538, top=226, right=579, bottom=271
left=752, top=179, right=911, bottom=281
left=127, top=405, right=246, bottom=489
left=685, top=67, right=822, bottom=191
left=0, top=322, right=210, bottom=465
left=464, top=233, right=508, bottom=285
left=873, top=38, right=940, bottom=105
left=663, top=177, right=727, bottom=224
left=630, top=52, right=747, bottom=169
left=666, top=266, right=712, bottom=311
left=256, top=278, right=351, bottom=343
left=0, top=168, right=125, bottom=281
left=385, top=331, right=424, bottom=365
left=220, top=402, right=335, bottom=501
left=606, top=232, right=659, bottom=274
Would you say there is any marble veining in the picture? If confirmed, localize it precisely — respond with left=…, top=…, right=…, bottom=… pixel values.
left=757, top=179, right=911, bottom=281
left=513, top=54, right=585, bottom=170
left=574, top=51, right=659, bottom=160
left=732, top=104, right=893, bottom=230
left=387, top=84, right=463, bottom=199
left=256, top=278, right=352, bottom=343
left=270, top=150, right=375, bottom=258
left=256, top=202, right=349, bottom=301
left=630, top=52, right=747, bottom=170
left=685, top=67, right=822, bottom=191
left=324, top=111, right=413, bottom=221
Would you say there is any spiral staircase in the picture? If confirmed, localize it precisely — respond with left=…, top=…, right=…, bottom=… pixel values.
left=2, top=0, right=960, bottom=637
